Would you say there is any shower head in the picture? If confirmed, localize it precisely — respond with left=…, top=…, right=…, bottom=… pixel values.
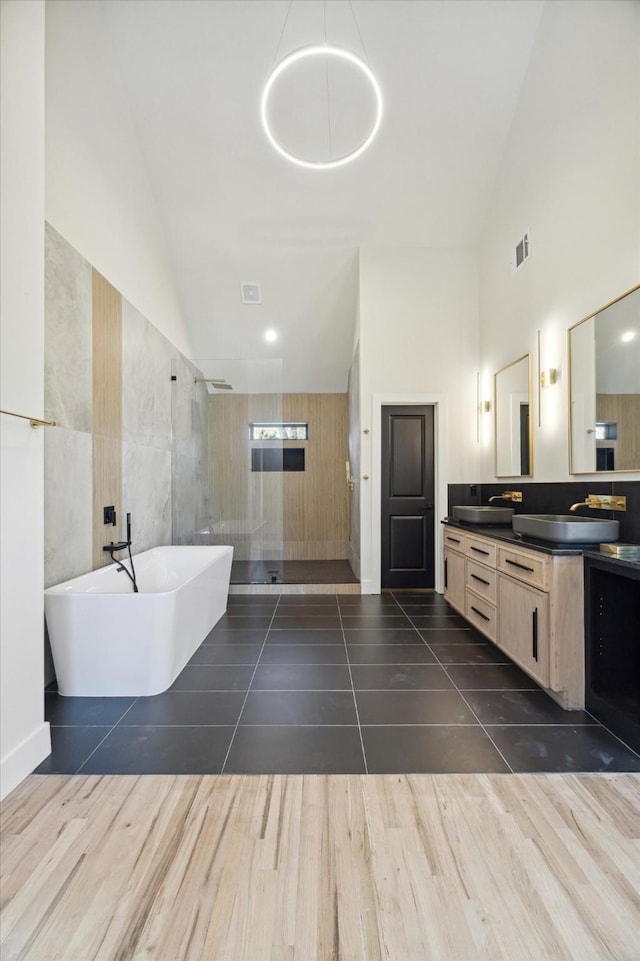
left=194, top=378, right=234, bottom=391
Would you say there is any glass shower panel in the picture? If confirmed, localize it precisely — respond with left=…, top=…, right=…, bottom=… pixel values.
left=185, top=357, right=285, bottom=583
left=170, top=353, right=210, bottom=546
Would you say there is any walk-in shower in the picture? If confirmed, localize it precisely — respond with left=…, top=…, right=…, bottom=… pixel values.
left=174, top=359, right=358, bottom=588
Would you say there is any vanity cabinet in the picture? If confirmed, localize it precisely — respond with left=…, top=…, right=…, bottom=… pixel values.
left=443, top=525, right=584, bottom=709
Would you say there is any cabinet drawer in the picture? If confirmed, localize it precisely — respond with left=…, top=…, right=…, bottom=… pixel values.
left=443, top=529, right=466, bottom=553
left=465, top=590, right=497, bottom=642
left=466, top=559, right=497, bottom=603
left=497, top=546, right=550, bottom=590
left=465, top=534, right=497, bottom=568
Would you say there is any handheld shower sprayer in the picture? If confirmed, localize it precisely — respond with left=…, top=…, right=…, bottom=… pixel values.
left=125, top=512, right=138, bottom=593
left=102, top=511, right=138, bottom=592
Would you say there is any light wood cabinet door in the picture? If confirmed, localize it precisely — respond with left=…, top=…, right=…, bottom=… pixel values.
left=498, top=574, right=550, bottom=687
left=444, top=548, right=465, bottom=614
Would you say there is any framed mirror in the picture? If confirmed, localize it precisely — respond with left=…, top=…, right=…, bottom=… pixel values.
left=494, top=353, right=533, bottom=477
left=569, top=285, right=640, bottom=473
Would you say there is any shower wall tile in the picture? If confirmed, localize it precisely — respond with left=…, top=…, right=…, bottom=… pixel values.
left=171, top=354, right=208, bottom=458
left=122, top=444, right=172, bottom=552
left=44, top=224, right=92, bottom=432
left=171, top=354, right=209, bottom=544
left=122, top=299, right=173, bottom=451
left=44, top=427, right=92, bottom=587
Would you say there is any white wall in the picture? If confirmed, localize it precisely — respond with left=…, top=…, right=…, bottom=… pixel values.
left=477, top=0, right=640, bottom=482
left=358, top=247, right=480, bottom=593
left=45, top=0, right=192, bottom=357
left=0, top=0, right=51, bottom=800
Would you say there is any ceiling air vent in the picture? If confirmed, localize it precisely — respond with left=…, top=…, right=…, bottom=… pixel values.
left=241, top=282, right=261, bottom=304
left=514, top=231, right=530, bottom=270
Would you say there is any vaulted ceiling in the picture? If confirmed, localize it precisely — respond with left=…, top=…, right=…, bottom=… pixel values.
left=48, top=0, right=545, bottom=391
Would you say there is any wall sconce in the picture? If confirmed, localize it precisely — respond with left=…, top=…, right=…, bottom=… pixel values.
left=540, top=368, right=557, bottom=388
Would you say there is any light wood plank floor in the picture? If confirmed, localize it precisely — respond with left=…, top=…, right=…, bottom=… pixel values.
left=1, top=773, right=639, bottom=961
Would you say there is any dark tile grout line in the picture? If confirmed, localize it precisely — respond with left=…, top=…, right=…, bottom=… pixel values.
left=219, top=594, right=283, bottom=774
left=394, top=594, right=516, bottom=773
left=338, top=597, right=369, bottom=774
left=48, top=720, right=611, bottom=730
left=74, top=696, right=141, bottom=775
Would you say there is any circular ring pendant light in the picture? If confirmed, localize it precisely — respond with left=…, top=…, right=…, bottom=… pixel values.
left=260, top=44, right=383, bottom=170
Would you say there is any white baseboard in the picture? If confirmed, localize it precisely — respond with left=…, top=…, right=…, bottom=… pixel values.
left=1, top=722, right=51, bottom=801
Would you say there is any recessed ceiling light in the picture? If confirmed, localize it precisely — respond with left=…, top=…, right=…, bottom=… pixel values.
left=621, top=330, right=636, bottom=343
left=264, top=329, right=278, bottom=342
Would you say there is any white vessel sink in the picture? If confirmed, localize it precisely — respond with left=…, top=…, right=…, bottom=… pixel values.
left=512, top=514, right=619, bottom=544
left=452, top=505, right=514, bottom=524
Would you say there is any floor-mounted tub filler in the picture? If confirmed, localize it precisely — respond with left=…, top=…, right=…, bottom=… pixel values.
left=44, top=546, right=233, bottom=696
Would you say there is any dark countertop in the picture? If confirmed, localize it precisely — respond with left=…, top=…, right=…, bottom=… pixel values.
left=582, top=551, right=640, bottom=574
left=442, top=518, right=591, bottom=556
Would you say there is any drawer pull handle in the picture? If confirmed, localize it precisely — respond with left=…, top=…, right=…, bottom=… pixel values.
left=532, top=607, right=538, bottom=661
left=470, top=547, right=490, bottom=556
left=471, top=573, right=490, bottom=587
left=444, top=557, right=448, bottom=589
left=470, top=605, right=490, bottom=622
left=505, top=558, right=535, bottom=573
left=446, top=536, right=461, bottom=544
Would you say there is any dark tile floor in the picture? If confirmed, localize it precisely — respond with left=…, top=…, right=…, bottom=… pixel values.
left=37, top=593, right=640, bottom=776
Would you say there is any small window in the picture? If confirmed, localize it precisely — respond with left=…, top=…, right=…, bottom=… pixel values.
left=595, top=422, right=617, bottom=441
left=249, top=422, right=308, bottom=441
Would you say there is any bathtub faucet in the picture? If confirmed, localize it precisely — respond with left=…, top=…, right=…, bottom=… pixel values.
left=103, top=512, right=138, bottom=592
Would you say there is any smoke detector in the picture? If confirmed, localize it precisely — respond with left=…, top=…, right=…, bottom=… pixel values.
left=241, top=282, right=261, bottom=304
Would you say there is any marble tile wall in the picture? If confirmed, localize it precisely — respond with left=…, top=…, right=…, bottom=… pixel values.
left=44, top=224, right=92, bottom=434
left=121, top=300, right=173, bottom=451
left=44, top=224, right=209, bottom=586
left=44, top=225, right=93, bottom=587
left=121, top=299, right=173, bottom=552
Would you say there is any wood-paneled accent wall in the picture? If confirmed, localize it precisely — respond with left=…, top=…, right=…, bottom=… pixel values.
left=92, top=270, right=122, bottom=568
left=209, top=393, right=349, bottom=560
left=596, top=394, right=640, bottom=470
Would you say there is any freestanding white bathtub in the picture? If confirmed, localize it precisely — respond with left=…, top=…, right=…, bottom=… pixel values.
left=44, top=546, right=233, bottom=697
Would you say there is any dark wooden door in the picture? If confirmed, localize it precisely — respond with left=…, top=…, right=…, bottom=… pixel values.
left=381, top=405, right=435, bottom=589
